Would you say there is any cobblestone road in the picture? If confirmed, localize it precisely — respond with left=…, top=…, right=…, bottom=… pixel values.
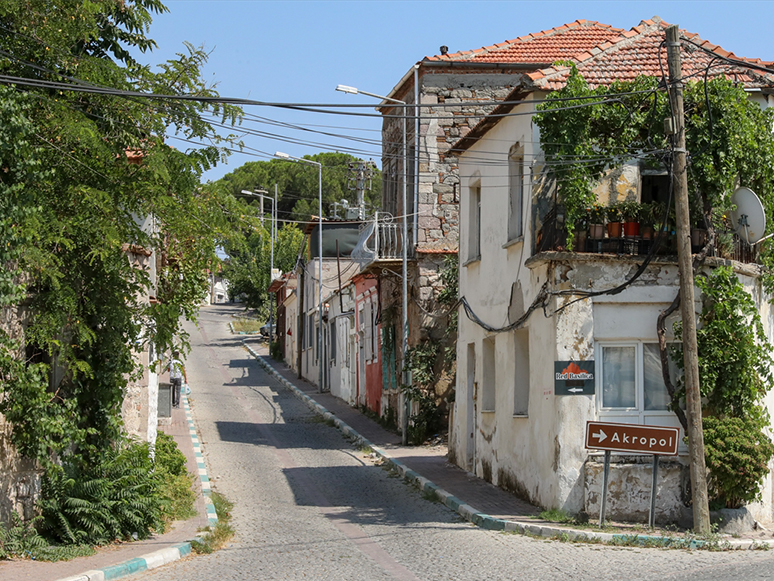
left=134, top=305, right=774, bottom=580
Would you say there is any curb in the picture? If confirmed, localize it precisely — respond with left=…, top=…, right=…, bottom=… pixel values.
left=54, top=393, right=218, bottom=581
left=244, top=342, right=774, bottom=551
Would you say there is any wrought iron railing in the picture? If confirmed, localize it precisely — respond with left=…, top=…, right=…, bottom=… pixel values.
left=351, top=212, right=412, bottom=268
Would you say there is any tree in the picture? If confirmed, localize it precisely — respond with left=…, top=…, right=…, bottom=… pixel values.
left=0, top=0, right=248, bottom=471
left=217, top=152, right=382, bottom=223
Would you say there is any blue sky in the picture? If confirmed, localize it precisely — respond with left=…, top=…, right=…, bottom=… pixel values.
left=139, top=1, right=774, bottom=182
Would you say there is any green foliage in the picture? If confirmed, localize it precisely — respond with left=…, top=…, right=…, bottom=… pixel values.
left=673, top=267, right=774, bottom=507
left=0, top=0, right=248, bottom=478
left=216, top=153, right=382, bottom=223
left=191, top=491, right=234, bottom=554
left=405, top=341, right=441, bottom=388
left=535, top=67, right=774, bottom=264
left=222, top=223, right=304, bottom=312
left=400, top=383, right=442, bottom=446
left=674, top=267, right=773, bottom=417
left=702, top=416, right=774, bottom=508
left=38, top=440, right=164, bottom=546
left=0, top=512, right=95, bottom=561
left=154, top=432, right=196, bottom=523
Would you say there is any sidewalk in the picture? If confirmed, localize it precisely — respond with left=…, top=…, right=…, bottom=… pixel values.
left=0, top=397, right=210, bottom=581
left=244, top=339, right=774, bottom=550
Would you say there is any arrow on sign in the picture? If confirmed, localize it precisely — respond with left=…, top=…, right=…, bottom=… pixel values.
left=592, top=429, right=607, bottom=443
left=567, top=388, right=584, bottom=393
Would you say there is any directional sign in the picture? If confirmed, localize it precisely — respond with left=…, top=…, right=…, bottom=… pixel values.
left=584, top=421, right=680, bottom=456
left=554, top=360, right=595, bottom=396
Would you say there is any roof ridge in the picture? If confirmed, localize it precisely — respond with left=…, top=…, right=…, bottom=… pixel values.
left=427, top=19, right=625, bottom=62
left=528, top=16, right=669, bottom=84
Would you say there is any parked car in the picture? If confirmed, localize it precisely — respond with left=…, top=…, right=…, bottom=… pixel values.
left=260, top=323, right=276, bottom=337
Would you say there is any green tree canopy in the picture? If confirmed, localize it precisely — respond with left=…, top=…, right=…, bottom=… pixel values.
left=0, top=0, right=251, bottom=465
left=217, top=152, right=382, bottom=223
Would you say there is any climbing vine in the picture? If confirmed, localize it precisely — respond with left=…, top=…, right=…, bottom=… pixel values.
left=672, top=267, right=774, bottom=507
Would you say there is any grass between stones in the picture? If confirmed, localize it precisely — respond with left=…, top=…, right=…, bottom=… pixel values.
left=231, top=318, right=262, bottom=334
left=192, top=492, right=235, bottom=554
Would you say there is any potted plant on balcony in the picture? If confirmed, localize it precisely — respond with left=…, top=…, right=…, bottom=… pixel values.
left=606, top=203, right=624, bottom=238
left=588, top=203, right=606, bottom=239
left=619, top=200, right=641, bottom=238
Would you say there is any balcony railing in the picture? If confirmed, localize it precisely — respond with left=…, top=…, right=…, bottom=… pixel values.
left=351, top=212, right=412, bottom=268
left=537, top=204, right=760, bottom=265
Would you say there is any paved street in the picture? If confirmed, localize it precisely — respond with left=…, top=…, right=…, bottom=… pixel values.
left=134, top=305, right=774, bottom=581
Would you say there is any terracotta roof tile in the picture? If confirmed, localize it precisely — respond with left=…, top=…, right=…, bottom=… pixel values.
left=425, top=20, right=626, bottom=64
left=529, top=17, right=774, bottom=90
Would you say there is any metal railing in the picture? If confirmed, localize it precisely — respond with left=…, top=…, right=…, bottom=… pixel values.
left=351, top=212, right=410, bottom=268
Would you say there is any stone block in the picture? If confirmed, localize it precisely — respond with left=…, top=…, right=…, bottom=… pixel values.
left=433, top=183, right=454, bottom=195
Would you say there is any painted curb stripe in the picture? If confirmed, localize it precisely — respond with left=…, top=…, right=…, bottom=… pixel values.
left=53, top=393, right=216, bottom=581
left=243, top=339, right=773, bottom=550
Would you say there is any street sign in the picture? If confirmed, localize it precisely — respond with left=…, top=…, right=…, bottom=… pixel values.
left=554, top=360, right=595, bottom=396
left=584, top=421, right=679, bottom=456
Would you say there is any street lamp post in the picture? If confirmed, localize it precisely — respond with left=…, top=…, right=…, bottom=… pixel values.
left=336, top=84, right=411, bottom=445
left=240, top=188, right=277, bottom=342
left=275, top=152, right=324, bottom=393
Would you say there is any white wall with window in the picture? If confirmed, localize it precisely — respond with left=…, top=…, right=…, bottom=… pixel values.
left=466, top=180, right=481, bottom=263
left=507, top=144, right=525, bottom=242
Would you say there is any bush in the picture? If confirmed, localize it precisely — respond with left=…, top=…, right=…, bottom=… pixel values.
left=0, top=512, right=95, bottom=561
left=38, top=440, right=164, bottom=545
left=154, top=432, right=196, bottom=523
left=702, top=415, right=774, bottom=508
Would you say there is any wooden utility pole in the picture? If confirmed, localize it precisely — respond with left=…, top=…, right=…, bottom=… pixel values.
left=665, top=24, right=711, bottom=534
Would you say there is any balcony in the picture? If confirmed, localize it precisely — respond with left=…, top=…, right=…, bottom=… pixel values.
left=351, top=212, right=413, bottom=271
left=536, top=204, right=760, bottom=265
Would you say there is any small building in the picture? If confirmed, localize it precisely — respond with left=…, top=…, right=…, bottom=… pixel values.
left=448, top=17, right=774, bottom=524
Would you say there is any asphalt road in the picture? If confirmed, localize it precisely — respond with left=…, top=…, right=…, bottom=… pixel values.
left=134, top=305, right=774, bottom=580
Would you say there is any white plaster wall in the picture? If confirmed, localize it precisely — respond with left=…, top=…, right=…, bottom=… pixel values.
left=455, top=94, right=574, bottom=508
left=327, top=285, right=356, bottom=405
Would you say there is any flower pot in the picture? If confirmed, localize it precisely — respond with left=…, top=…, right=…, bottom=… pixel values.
left=641, top=225, right=654, bottom=240
left=589, top=223, right=605, bottom=239
left=623, top=221, right=640, bottom=238
left=574, top=230, right=587, bottom=252
left=691, top=228, right=707, bottom=248
left=607, top=222, right=623, bottom=238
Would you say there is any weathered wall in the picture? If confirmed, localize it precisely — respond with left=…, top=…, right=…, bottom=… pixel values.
left=0, top=301, right=41, bottom=525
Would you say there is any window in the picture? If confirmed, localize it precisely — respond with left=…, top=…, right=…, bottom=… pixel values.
left=364, top=301, right=372, bottom=361
left=507, top=145, right=524, bottom=241
left=467, top=183, right=481, bottom=262
left=597, top=342, right=681, bottom=425
left=481, top=336, right=496, bottom=411
left=513, top=328, right=529, bottom=416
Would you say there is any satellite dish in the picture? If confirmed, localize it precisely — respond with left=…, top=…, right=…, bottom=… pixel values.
left=730, top=187, right=767, bottom=244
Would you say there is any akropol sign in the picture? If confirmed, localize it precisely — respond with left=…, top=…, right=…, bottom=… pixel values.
left=585, top=421, right=679, bottom=456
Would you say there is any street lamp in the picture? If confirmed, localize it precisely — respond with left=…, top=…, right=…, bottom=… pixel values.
left=275, top=151, right=324, bottom=393
left=240, top=188, right=278, bottom=342
left=336, top=83, right=411, bottom=444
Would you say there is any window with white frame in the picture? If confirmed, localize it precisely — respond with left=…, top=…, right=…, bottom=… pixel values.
left=467, top=183, right=481, bottom=262
left=507, top=145, right=524, bottom=242
left=596, top=341, right=680, bottom=424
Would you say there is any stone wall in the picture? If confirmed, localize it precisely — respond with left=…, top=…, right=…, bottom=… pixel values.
left=0, top=301, right=41, bottom=525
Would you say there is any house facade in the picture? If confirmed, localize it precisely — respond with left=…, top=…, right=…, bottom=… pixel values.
left=448, top=17, right=774, bottom=524
left=368, top=20, right=630, bottom=431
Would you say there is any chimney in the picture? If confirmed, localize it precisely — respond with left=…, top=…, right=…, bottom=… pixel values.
left=440, top=45, right=448, bottom=56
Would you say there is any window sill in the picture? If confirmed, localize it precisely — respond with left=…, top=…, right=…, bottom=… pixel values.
left=502, top=236, right=524, bottom=249
left=480, top=409, right=495, bottom=414
left=512, top=414, right=528, bottom=419
left=463, top=255, right=481, bottom=267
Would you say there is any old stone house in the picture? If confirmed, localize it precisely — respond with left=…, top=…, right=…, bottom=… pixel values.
left=448, top=16, right=774, bottom=524
left=363, top=19, right=633, bottom=430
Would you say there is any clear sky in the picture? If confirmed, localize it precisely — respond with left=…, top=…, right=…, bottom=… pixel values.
left=137, top=0, right=774, bottom=182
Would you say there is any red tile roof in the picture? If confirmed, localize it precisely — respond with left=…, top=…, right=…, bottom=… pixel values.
left=529, top=17, right=774, bottom=90
left=425, top=20, right=626, bottom=64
